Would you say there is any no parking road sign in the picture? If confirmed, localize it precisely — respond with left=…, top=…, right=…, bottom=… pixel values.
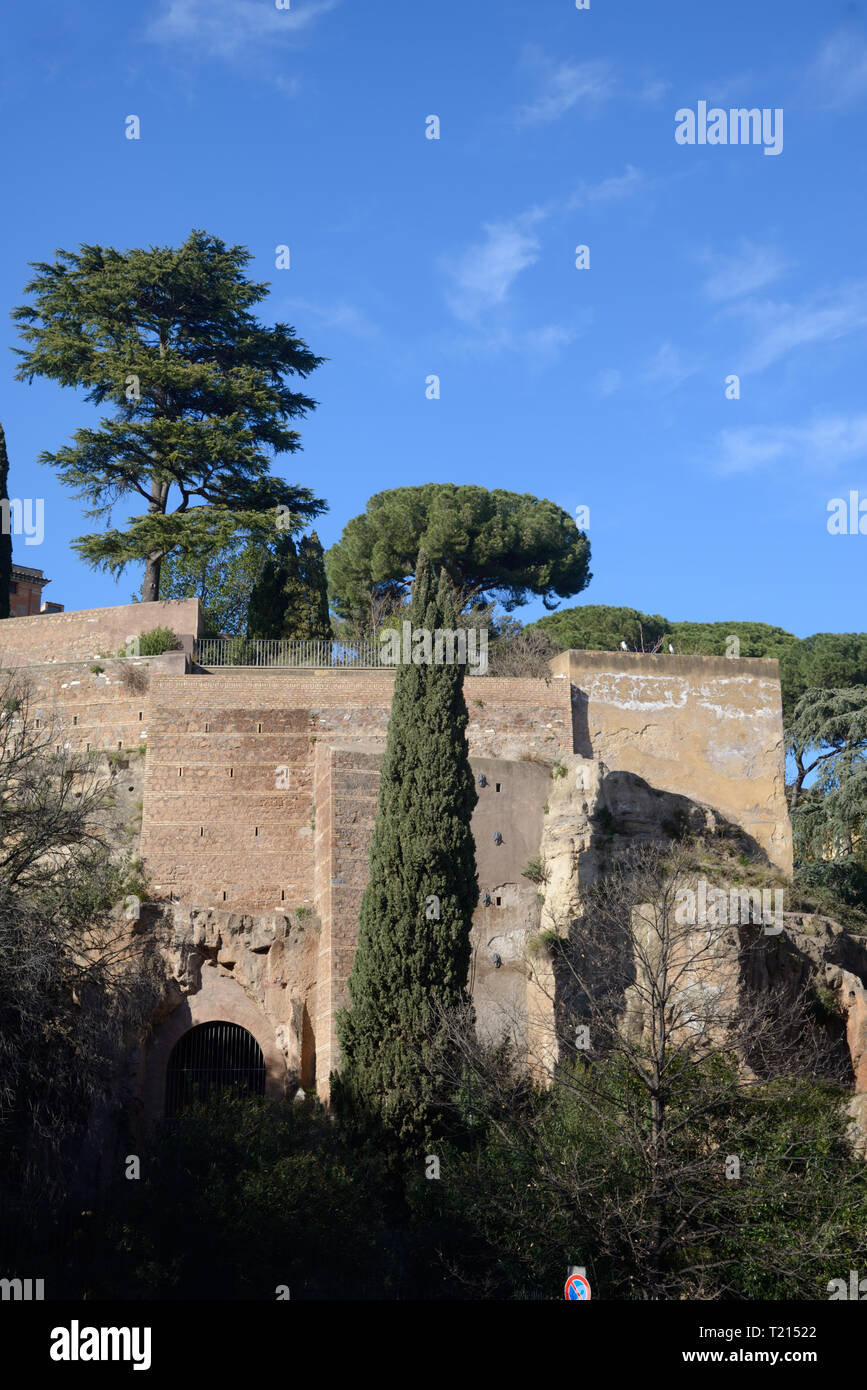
left=565, top=1273, right=591, bottom=1300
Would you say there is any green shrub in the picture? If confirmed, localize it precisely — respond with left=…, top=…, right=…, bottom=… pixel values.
left=120, top=627, right=179, bottom=657
left=521, top=856, right=548, bottom=885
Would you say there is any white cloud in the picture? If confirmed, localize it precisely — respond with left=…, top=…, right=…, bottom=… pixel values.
left=712, top=415, right=867, bottom=475
left=443, top=167, right=640, bottom=326
left=643, top=341, right=698, bottom=393
left=447, top=318, right=582, bottom=366
left=809, top=29, right=867, bottom=108
left=702, top=240, right=789, bottom=302
left=566, top=165, right=642, bottom=211
left=731, top=281, right=867, bottom=372
left=442, top=218, right=542, bottom=322
left=523, top=324, right=577, bottom=359
left=285, top=299, right=378, bottom=339
left=517, top=55, right=616, bottom=125
left=636, top=79, right=669, bottom=103
left=146, top=0, right=338, bottom=58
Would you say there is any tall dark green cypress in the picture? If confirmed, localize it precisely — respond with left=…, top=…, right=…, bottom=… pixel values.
left=247, top=531, right=332, bottom=641
left=0, top=424, right=12, bottom=620
left=246, top=535, right=299, bottom=639
left=335, top=554, right=478, bottom=1146
left=298, top=531, right=331, bottom=641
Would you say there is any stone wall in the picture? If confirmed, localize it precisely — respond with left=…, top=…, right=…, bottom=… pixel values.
left=138, top=668, right=573, bottom=912
left=0, top=597, right=201, bottom=667
left=550, top=649, right=792, bottom=872
left=0, top=599, right=798, bottom=1109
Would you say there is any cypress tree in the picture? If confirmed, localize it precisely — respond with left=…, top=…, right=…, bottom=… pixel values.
left=247, top=531, right=332, bottom=641
left=247, top=535, right=299, bottom=639
left=297, top=531, right=331, bottom=640
left=0, top=424, right=12, bottom=620
left=335, top=554, right=478, bottom=1146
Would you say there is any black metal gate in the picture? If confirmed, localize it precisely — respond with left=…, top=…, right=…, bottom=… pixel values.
left=165, top=1022, right=266, bottom=1117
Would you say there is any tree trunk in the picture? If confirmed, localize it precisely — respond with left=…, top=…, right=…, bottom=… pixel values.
left=141, top=555, right=161, bottom=603
left=142, top=476, right=169, bottom=602
left=142, top=341, right=169, bottom=603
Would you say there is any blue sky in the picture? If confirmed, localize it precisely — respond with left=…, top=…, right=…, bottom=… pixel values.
left=2, top=0, right=866, bottom=634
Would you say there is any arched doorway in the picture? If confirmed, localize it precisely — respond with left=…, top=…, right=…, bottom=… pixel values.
left=165, top=1021, right=266, bottom=1116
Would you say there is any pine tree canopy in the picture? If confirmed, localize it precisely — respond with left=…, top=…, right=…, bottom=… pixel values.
left=11, top=230, right=327, bottom=599
left=787, top=686, right=867, bottom=857
left=336, top=553, right=478, bottom=1145
left=326, top=483, right=591, bottom=624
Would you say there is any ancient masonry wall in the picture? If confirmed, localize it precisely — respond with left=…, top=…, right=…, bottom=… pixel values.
left=0, top=598, right=202, bottom=667
left=550, top=649, right=792, bottom=873
left=0, top=601, right=793, bottom=1105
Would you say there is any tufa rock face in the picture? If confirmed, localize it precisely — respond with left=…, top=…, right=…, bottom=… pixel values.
left=533, top=756, right=867, bottom=1153
left=539, top=754, right=722, bottom=936
left=137, top=903, right=320, bottom=1107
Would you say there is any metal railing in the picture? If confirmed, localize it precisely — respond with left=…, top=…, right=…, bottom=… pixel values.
left=194, top=637, right=392, bottom=668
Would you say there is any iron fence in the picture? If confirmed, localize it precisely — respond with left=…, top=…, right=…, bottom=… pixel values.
left=194, top=637, right=392, bottom=669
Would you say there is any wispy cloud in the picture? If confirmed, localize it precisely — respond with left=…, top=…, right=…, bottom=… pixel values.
left=701, top=239, right=789, bottom=303
left=636, top=79, right=669, bottom=103
left=446, top=318, right=585, bottom=368
left=566, top=165, right=642, bottom=211
left=809, top=28, right=867, bottom=108
left=517, top=51, right=616, bottom=125
left=523, top=324, right=578, bottom=359
left=146, top=0, right=339, bottom=59
left=443, top=166, right=641, bottom=326
left=597, top=368, right=622, bottom=396
left=643, top=341, right=699, bottom=393
left=711, top=415, right=867, bottom=475
left=285, top=299, right=378, bottom=340
left=442, top=216, right=543, bottom=323
left=729, top=281, right=867, bottom=372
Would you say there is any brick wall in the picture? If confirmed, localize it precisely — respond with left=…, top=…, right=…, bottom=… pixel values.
left=138, top=668, right=572, bottom=912
left=0, top=606, right=796, bottom=1101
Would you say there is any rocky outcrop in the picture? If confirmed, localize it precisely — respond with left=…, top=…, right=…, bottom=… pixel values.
left=140, top=902, right=320, bottom=1088
left=532, top=754, right=867, bottom=1153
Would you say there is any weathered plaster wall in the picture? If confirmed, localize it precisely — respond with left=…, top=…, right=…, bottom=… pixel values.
left=550, top=649, right=792, bottom=872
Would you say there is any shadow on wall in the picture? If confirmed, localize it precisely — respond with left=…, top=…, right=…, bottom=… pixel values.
left=571, top=687, right=592, bottom=759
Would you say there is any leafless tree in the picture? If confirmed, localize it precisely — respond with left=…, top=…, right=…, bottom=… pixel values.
left=0, top=672, right=161, bottom=1217
left=485, top=617, right=558, bottom=678
left=432, top=842, right=862, bottom=1299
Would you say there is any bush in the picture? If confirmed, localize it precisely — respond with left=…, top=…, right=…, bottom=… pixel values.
left=87, top=1096, right=400, bottom=1300
left=521, top=856, right=548, bottom=884
left=120, top=627, right=179, bottom=657
left=796, top=855, right=867, bottom=909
